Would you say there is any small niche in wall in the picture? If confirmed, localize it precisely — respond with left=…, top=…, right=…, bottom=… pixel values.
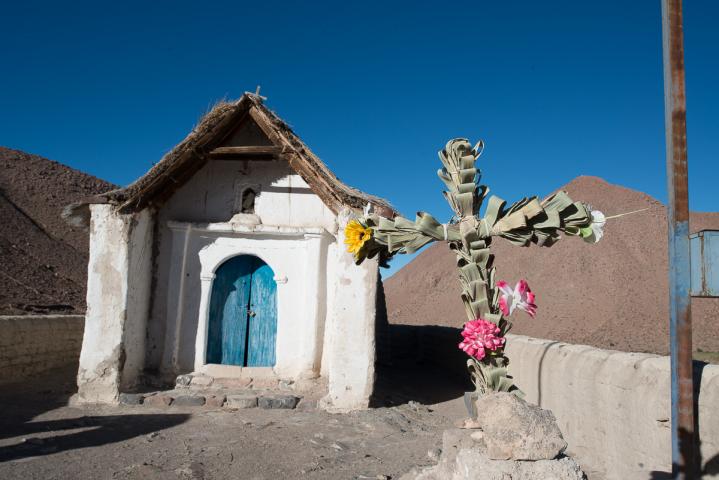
left=233, top=181, right=261, bottom=215
left=241, top=188, right=256, bottom=214
left=232, top=182, right=262, bottom=226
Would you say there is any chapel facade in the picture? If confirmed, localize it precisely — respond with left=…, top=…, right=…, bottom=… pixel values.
left=70, top=94, right=393, bottom=411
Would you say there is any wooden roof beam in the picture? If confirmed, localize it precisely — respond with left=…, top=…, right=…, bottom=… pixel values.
left=208, top=146, right=281, bottom=159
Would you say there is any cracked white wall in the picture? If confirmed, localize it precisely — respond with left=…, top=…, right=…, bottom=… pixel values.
left=75, top=205, right=153, bottom=404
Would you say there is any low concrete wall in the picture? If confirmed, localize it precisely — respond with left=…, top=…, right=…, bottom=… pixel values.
left=0, top=315, right=85, bottom=384
left=381, top=325, right=719, bottom=479
left=505, top=335, right=719, bottom=479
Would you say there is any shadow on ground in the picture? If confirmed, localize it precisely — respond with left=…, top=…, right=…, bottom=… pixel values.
left=0, top=365, right=189, bottom=463
left=371, top=322, right=472, bottom=407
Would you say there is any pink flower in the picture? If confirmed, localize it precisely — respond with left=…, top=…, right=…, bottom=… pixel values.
left=458, top=318, right=505, bottom=361
left=497, top=279, right=537, bottom=318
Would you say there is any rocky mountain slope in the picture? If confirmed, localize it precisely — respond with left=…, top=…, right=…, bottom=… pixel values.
left=0, top=147, right=115, bottom=314
left=384, top=176, right=719, bottom=355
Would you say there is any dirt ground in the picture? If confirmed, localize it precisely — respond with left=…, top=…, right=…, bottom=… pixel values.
left=0, top=147, right=115, bottom=315
left=0, top=365, right=471, bottom=480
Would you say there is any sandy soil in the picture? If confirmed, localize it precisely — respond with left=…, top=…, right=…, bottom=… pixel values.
left=384, top=176, right=719, bottom=356
left=0, top=366, right=472, bottom=480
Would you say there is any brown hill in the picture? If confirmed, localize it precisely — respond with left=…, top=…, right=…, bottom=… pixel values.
left=384, top=176, right=719, bottom=355
left=0, top=147, right=116, bottom=315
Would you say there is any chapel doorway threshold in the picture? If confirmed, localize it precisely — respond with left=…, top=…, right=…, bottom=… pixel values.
left=116, top=371, right=327, bottom=411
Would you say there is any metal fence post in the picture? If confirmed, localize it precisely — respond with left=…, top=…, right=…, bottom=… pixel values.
left=660, top=0, right=695, bottom=478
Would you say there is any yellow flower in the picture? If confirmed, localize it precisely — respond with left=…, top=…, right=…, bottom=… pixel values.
left=344, top=220, right=372, bottom=255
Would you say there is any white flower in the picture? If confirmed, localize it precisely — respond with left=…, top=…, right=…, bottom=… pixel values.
left=581, top=210, right=606, bottom=243
left=497, top=279, right=537, bottom=318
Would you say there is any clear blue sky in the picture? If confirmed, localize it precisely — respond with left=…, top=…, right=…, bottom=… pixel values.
left=2, top=1, right=717, bottom=275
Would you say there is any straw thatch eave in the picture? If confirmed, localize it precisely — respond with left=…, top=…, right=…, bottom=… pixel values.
left=86, top=94, right=395, bottom=217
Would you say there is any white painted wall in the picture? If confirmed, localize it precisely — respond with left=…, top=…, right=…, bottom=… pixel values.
left=78, top=156, right=382, bottom=410
left=183, top=223, right=332, bottom=379
left=155, top=159, right=336, bottom=229
left=76, top=205, right=153, bottom=403
left=146, top=159, right=381, bottom=408
left=321, top=209, right=379, bottom=412
left=505, top=334, right=719, bottom=479
left=147, top=159, right=338, bottom=375
left=320, top=242, right=339, bottom=378
left=121, top=210, right=154, bottom=390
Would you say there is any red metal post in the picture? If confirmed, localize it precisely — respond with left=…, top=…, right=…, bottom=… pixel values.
left=660, top=0, right=695, bottom=478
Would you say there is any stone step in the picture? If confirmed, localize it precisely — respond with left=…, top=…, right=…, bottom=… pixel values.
left=119, top=390, right=306, bottom=410
left=175, top=372, right=289, bottom=391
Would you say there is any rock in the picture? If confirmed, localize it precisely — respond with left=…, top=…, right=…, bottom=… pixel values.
left=258, top=395, right=300, bottom=409
left=330, top=441, right=347, bottom=451
left=205, top=394, right=226, bottom=408
left=455, top=418, right=482, bottom=429
left=296, top=398, right=318, bottom=411
left=119, top=393, right=144, bottom=406
left=474, top=393, right=567, bottom=461
left=279, top=379, right=294, bottom=390
left=401, top=396, right=584, bottom=480
left=190, top=375, right=213, bottom=387
left=173, top=395, right=206, bottom=407
left=407, top=400, right=431, bottom=413
left=175, top=375, right=192, bottom=387
left=449, top=449, right=582, bottom=479
left=401, top=428, right=584, bottom=480
left=427, top=448, right=442, bottom=462
left=441, top=428, right=476, bottom=453
left=225, top=394, right=258, bottom=409
left=144, top=394, right=173, bottom=407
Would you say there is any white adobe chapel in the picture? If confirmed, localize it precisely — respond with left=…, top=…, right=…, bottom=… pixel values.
left=70, top=94, right=394, bottom=411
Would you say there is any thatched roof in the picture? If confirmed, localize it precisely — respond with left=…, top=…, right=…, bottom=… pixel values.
left=84, top=93, right=394, bottom=216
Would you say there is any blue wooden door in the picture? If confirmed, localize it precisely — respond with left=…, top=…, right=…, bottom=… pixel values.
left=246, top=262, right=277, bottom=366
left=206, top=255, right=277, bottom=366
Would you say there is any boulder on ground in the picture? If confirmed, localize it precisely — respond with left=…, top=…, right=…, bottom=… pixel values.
left=400, top=393, right=583, bottom=480
left=475, top=392, right=567, bottom=461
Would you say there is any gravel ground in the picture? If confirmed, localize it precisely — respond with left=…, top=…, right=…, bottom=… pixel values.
left=0, top=366, right=468, bottom=480
left=0, top=147, right=115, bottom=315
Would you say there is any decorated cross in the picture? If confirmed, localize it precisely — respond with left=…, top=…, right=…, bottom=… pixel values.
left=346, top=139, right=608, bottom=396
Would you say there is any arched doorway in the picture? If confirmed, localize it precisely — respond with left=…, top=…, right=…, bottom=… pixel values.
left=206, top=255, right=277, bottom=366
